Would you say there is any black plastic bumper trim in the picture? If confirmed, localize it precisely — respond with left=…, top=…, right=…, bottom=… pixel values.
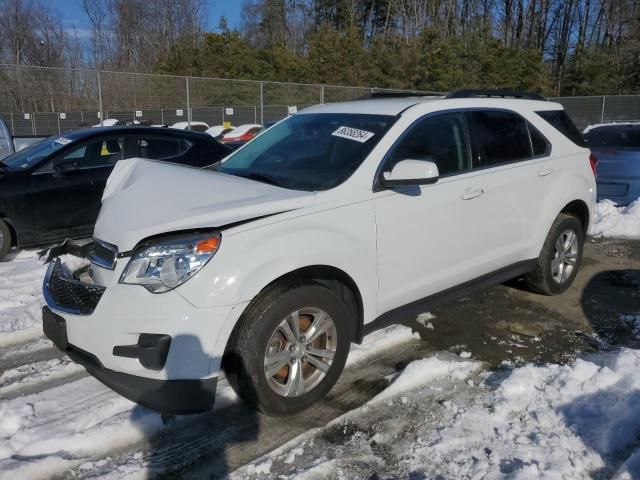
left=113, top=334, right=172, bottom=371
left=65, top=344, right=217, bottom=415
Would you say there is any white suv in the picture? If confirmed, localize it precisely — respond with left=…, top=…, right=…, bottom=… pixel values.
left=42, top=91, right=596, bottom=415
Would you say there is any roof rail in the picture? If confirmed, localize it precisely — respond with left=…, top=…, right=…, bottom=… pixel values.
left=357, top=90, right=443, bottom=100
left=446, top=89, right=547, bottom=101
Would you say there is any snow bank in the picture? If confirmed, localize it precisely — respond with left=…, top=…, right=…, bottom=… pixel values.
left=236, top=349, right=640, bottom=479
left=0, top=250, right=47, bottom=345
left=590, top=199, right=640, bottom=239
left=372, top=355, right=480, bottom=403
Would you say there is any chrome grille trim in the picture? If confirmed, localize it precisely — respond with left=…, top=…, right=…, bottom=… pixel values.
left=88, top=239, right=118, bottom=270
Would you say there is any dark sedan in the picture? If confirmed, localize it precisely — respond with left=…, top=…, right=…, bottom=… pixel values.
left=0, top=127, right=231, bottom=257
left=584, top=123, right=640, bottom=205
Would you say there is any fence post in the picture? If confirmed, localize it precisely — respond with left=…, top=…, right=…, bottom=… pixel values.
left=320, top=85, right=325, bottom=104
left=97, top=70, right=104, bottom=127
left=600, top=96, right=606, bottom=124
left=260, top=81, right=264, bottom=125
left=186, top=76, right=191, bottom=128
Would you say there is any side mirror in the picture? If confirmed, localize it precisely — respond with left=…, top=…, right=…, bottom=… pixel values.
left=380, top=159, right=439, bottom=188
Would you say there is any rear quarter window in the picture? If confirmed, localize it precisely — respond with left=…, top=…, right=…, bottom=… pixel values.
left=529, top=123, right=551, bottom=157
left=536, top=110, right=586, bottom=147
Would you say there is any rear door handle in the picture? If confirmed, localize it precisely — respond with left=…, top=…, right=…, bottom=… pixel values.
left=538, top=167, right=553, bottom=176
left=461, top=188, right=484, bottom=200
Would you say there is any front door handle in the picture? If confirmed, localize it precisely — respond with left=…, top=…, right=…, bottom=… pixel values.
left=461, top=188, right=484, bottom=200
left=538, top=167, right=553, bottom=176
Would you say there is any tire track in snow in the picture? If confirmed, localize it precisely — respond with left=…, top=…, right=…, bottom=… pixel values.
left=0, top=325, right=420, bottom=480
left=67, top=330, right=428, bottom=480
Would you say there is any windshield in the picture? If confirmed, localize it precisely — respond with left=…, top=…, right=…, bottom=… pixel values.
left=585, top=125, right=640, bottom=149
left=214, top=113, right=396, bottom=191
left=1, top=136, right=71, bottom=171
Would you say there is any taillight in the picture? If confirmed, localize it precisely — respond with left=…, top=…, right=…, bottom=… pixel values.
left=589, top=152, right=598, bottom=177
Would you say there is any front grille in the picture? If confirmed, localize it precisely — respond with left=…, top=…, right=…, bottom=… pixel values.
left=87, top=239, right=118, bottom=269
left=48, top=260, right=106, bottom=315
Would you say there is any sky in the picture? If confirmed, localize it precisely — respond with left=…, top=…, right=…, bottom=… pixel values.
left=54, top=0, right=244, bottom=34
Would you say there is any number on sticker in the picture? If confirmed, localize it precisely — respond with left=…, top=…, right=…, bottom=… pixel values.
left=332, top=126, right=375, bottom=143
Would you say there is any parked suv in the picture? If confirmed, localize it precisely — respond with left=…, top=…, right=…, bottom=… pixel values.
left=42, top=91, right=596, bottom=416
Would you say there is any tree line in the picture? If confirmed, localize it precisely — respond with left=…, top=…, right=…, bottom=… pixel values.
left=1, top=0, right=639, bottom=96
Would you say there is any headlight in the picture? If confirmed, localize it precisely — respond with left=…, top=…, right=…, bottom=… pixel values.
left=120, top=232, right=221, bottom=293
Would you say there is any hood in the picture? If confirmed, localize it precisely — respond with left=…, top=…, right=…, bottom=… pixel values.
left=95, top=158, right=317, bottom=250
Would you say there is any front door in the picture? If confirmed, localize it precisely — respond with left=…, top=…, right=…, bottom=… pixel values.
left=28, top=135, right=124, bottom=242
left=374, top=112, right=493, bottom=315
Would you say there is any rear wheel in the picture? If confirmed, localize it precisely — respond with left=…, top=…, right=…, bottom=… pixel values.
left=525, top=213, right=584, bottom=295
left=223, top=281, right=352, bottom=416
left=0, top=220, right=12, bottom=259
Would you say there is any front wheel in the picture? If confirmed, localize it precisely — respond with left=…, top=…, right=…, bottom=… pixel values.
left=525, top=213, right=584, bottom=295
left=223, top=281, right=352, bottom=416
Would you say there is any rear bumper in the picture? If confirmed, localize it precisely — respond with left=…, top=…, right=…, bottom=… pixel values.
left=596, top=179, right=640, bottom=205
left=43, top=306, right=218, bottom=415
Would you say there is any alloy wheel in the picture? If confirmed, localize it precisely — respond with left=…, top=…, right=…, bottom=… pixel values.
left=263, top=307, right=337, bottom=397
left=551, top=229, right=579, bottom=284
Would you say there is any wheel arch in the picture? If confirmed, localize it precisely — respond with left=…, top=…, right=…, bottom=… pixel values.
left=559, top=199, right=590, bottom=235
left=230, top=264, right=365, bottom=349
left=262, top=265, right=364, bottom=344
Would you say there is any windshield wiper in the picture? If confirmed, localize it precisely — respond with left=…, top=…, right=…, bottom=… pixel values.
left=234, top=171, right=283, bottom=187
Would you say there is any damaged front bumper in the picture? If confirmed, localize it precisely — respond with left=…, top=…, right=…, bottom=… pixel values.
left=40, top=238, right=221, bottom=415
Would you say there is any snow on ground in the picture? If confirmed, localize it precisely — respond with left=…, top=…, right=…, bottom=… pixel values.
left=0, top=323, right=417, bottom=480
left=0, top=357, right=84, bottom=397
left=235, top=349, right=640, bottom=480
left=0, top=250, right=46, bottom=346
left=590, top=199, right=640, bottom=239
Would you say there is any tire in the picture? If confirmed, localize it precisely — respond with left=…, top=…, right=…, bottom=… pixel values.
left=525, top=213, right=584, bottom=295
left=0, top=220, right=12, bottom=259
left=223, top=281, right=353, bottom=416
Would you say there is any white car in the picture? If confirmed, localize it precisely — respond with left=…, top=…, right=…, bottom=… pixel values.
left=221, top=123, right=262, bottom=143
left=92, top=119, right=121, bottom=127
left=170, top=121, right=210, bottom=132
left=42, top=91, right=596, bottom=416
left=205, top=125, right=235, bottom=139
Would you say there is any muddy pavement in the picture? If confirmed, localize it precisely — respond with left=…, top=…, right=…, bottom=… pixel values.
left=409, top=238, right=640, bottom=367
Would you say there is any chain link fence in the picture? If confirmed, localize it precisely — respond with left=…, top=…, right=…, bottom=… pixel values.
left=0, top=64, right=434, bottom=137
left=1, top=64, right=639, bottom=136
left=549, top=95, right=640, bottom=130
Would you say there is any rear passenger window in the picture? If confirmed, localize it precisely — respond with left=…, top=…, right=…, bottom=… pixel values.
left=386, top=112, right=471, bottom=176
left=529, top=123, right=551, bottom=157
left=470, top=111, right=531, bottom=166
left=134, top=137, right=191, bottom=160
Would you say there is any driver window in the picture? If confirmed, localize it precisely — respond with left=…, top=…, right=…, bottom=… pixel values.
left=386, top=112, right=471, bottom=176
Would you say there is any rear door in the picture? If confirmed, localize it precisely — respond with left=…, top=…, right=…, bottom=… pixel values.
left=127, top=134, right=195, bottom=165
left=466, top=109, right=552, bottom=268
left=28, top=135, right=124, bottom=241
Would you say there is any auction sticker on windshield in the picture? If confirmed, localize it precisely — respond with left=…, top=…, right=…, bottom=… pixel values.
left=55, top=137, right=72, bottom=145
left=332, top=126, right=375, bottom=143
